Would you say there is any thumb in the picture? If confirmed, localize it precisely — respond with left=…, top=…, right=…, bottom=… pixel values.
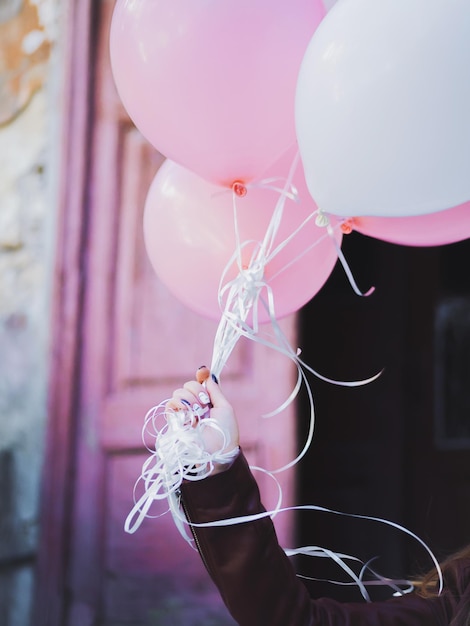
left=205, top=375, right=232, bottom=409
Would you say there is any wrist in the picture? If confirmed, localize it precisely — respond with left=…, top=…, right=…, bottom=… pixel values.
left=210, top=446, right=240, bottom=475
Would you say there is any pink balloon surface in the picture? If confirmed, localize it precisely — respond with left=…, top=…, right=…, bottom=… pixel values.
left=110, top=0, right=325, bottom=186
left=144, top=152, right=341, bottom=322
left=343, top=203, right=470, bottom=246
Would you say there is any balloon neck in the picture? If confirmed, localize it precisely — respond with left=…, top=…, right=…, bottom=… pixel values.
left=232, top=181, right=247, bottom=197
left=340, top=219, right=354, bottom=235
left=315, top=210, right=330, bottom=228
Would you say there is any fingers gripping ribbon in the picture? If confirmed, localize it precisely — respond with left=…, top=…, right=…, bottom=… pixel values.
left=124, top=398, right=238, bottom=535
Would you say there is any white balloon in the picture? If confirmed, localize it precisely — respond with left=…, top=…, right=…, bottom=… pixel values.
left=322, top=0, right=339, bottom=12
left=295, top=0, right=470, bottom=217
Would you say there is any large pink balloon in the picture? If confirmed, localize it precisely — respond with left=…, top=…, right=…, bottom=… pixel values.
left=110, top=0, right=325, bottom=186
left=339, top=203, right=470, bottom=246
left=144, top=152, right=341, bottom=323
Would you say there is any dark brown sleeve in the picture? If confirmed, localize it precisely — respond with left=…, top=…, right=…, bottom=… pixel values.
left=179, top=450, right=313, bottom=626
left=180, top=451, right=443, bottom=626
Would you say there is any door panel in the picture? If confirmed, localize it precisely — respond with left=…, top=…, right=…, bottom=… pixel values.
left=104, top=453, right=236, bottom=626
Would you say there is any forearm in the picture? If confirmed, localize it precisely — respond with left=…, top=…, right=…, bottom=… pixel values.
left=180, top=450, right=312, bottom=626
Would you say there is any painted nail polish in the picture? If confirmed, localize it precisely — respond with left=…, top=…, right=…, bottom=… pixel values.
left=198, top=391, right=210, bottom=405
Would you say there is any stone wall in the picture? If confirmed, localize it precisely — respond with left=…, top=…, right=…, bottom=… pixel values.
left=0, top=1, right=59, bottom=624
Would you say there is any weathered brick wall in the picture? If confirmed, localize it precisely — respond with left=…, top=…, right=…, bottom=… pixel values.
left=0, top=2, right=59, bottom=623
left=0, top=88, right=55, bottom=626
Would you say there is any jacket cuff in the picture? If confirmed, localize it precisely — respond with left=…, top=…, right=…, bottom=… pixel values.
left=180, top=448, right=265, bottom=523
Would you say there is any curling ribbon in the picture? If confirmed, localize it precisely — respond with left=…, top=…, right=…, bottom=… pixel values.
left=125, top=401, right=239, bottom=535
left=125, top=150, right=443, bottom=599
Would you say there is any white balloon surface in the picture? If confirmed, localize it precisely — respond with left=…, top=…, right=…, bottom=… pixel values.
left=296, top=0, right=470, bottom=217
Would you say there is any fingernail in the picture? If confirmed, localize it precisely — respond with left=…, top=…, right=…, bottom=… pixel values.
left=211, top=374, right=218, bottom=384
left=198, top=391, right=210, bottom=404
left=181, top=399, right=191, bottom=406
left=192, top=404, right=210, bottom=419
left=198, top=365, right=207, bottom=370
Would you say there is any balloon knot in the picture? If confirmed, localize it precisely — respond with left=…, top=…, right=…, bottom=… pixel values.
left=232, top=181, right=247, bottom=197
left=340, top=219, right=354, bottom=235
left=315, top=210, right=330, bottom=228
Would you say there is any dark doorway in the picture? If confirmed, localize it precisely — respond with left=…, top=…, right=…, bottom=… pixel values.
left=297, top=231, right=470, bottom=602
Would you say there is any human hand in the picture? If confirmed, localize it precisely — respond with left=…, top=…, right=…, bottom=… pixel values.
left=166, top=366, right=240, bottom=473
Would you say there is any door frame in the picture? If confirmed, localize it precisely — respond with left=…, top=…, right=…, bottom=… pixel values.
left=34, top=1, right=96, bottom=624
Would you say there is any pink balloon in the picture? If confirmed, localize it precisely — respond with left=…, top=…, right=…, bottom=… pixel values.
left=337, top=203, right=470, bottom=246
left=143, top=151, right=341, bottom=323
left=110, top=0, right=325, bottom=186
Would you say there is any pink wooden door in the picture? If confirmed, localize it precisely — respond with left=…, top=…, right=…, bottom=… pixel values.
left=36, top=2, right=298, bottom=625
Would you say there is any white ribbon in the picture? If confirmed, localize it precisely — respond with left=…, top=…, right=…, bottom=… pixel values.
left=125, top=151, right=442, bottom=598
left=124, top=403, right=239, bottom=535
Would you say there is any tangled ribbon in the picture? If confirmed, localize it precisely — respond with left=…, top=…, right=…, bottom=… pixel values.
left=125, top=151, right=442, bottom=598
